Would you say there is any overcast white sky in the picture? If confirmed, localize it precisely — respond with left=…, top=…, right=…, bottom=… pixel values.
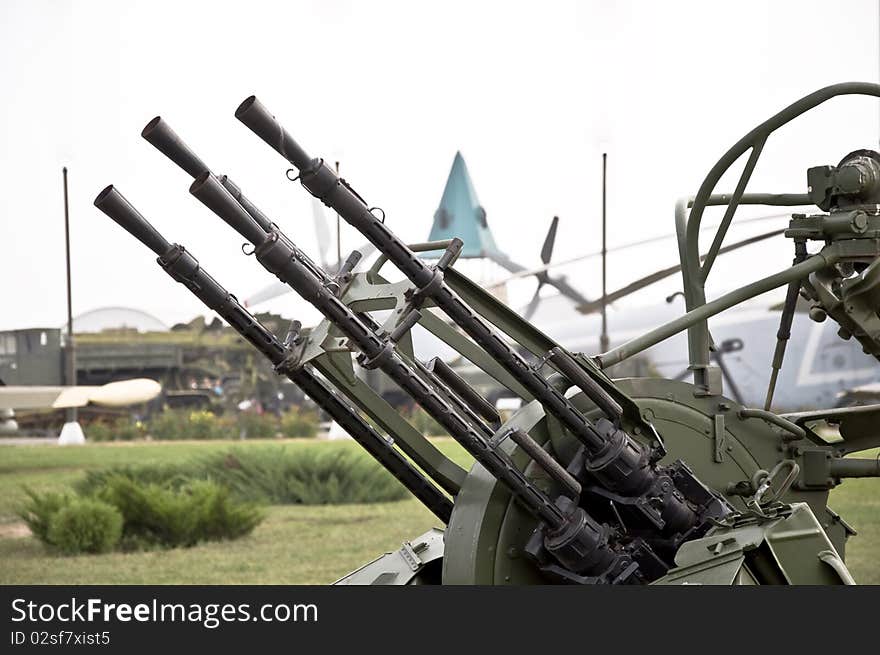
left=1, top=0, right=879, bottom=331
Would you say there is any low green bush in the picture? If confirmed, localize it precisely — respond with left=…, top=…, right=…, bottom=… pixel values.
left=95, top=476, right=262, bottom=549
left=21, top=443, right=406, bottom=556
left=187, top=410, right=227, bottom=440
left=235, top=412, right=278, bottom=439
left=85, top=407, right=320, bottom=442
left=280, top=408, right=319, bottom=438
left=73, top=463, right=191, bottom=496
left=21, top=476, right=262, bottom=554
left=198, top=447, right=408, bottom=505
left=18, top=488, right=71, bottom=544
left=86, top=418, right=145, bottom=442
left=72, top=446, right=406, bottom=506
left=148, top=409, right=232, bottom=440
left=47, top=498, right=123, bottom=555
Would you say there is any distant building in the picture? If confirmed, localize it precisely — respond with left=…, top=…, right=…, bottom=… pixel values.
left=0, top=328, right=63, bottom=385
left=68, top=306, right=169, bottom=334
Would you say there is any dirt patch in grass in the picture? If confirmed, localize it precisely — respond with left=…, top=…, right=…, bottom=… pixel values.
left=0, top=522, right=31, bottom=539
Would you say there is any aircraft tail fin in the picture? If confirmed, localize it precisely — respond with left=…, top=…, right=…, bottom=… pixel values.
left=426, top=152, right=502, bottom=259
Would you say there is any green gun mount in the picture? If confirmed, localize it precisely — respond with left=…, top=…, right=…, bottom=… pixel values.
left=95, top=83, right=880, bottom=585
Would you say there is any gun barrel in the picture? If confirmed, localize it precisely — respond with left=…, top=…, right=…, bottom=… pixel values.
left=142, top=117, right=210, bottom=179
left=235, top=96, right=312, bottom=170
left=829, top=457, right=880, bottom=478
left=189, top=172, right=269, bottom=246
left=427, top=357, right=499, bottom=424
left=94, top=185, right=172, bottom=256
left=141, top=117, right=280, bottom=235
left=547, top=347, right=623, bottom=419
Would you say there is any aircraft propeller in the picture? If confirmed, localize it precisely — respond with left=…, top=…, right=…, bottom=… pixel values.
left=522, top=216, right=559, bottom=320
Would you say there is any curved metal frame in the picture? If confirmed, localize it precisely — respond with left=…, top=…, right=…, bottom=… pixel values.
left=598, top=83, right=880, bottom=396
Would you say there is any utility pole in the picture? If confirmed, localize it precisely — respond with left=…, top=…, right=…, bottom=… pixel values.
left=59, top=166, right=84, bottom=444
left=63, top=167, right=76, bottom=409
left=599, top=153, right=610, bottom=354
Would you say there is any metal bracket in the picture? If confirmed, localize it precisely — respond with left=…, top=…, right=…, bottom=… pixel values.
left=398, top=541, right=423, bottom=572
left=712, top=413, right=725, bottom=463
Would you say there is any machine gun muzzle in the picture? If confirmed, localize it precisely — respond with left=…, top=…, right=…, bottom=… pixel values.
left=142, top=117, right=210, bottom=179
left=190, top=172, right=269, bottom=247
left=94, top=185, right=172, bottom=256
left=142, top=117, right=278, bottom=235
left=235, top=96, right=313, bottom=170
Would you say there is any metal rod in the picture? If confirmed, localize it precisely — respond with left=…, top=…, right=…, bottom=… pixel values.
left=508, top=429, right=582, bottom=498
left=335, top=160, right=342, bottom=273
left=764, top=278, right=801, bottom=410
left=578, top=228, right=785, bottom=316
left=427, top=357, right=500, bottom=424
left=597, top=249, right=838, bottom=368
left=548, top=347, right=622, bottom=419
left=828, top=457, right=880, bottom=478
left=62, top=167, right=76, bottom=422
left=737, top=407, right=806, bottom=440
left=699, top=140, right=766, bottom=281
left=600, top=153, right=609, bottom=353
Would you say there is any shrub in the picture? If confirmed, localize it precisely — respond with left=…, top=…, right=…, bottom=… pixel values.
left=47, top=498, right=123, bottom=555
left=85, top=421, right=113, bottom=442
left=148, top=409, right=232, bottom=440
left=145, top=409, right=185, bottom=440
left=198, top=447, right=408, bottom=505
left=94, top=476, right=262, bottom=549
left=73, top=463, right=192, bottom=496
left=76, top=446, right=409, bottom=507
left=22, top=476, right=262, bottom=553
left=280, top=408, right=319, bottom=438
left=187, top=410, right=226, bottom=440
left=23, top=443, right=407, bottom=557
left=236, top=412, right=278, bottom=439
left=86, top=408, right=320, bottom=442
left=86, top=418, right=145, bottom=442
left=17, top=487, right=71, bottom=544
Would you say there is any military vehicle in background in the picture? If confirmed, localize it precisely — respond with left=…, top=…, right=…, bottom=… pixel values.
left=95, top=82, right=880, bottom=584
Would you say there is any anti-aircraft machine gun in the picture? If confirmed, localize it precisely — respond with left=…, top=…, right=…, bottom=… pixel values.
left=95, top=83, right=880, bottom=584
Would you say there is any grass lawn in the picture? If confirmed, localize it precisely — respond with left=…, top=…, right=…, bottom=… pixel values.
left=0, top=439, right=875, bottom=584
left=0, top=438, right=470, bottom=585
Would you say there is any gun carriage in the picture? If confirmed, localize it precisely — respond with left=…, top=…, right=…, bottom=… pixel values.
left=95, top=83, right=880, bottom=584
